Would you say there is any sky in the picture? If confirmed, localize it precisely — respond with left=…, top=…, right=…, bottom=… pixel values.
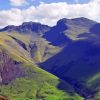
left=0, top=0, right=100, bottom=28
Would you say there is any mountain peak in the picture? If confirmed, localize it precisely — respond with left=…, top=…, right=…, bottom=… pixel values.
left=72, top=17, right=90, bottom=21
left=22, top=21, right=41, bottom=26
left=57, top=18, right=69, bottom=25
left=57, top=17, right=97, bottom=28
left=71, top=17, right=97, bottom=23
left=0, top=21, right=50, bottom=35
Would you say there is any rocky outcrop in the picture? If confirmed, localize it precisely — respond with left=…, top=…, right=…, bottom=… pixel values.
left=0, top=95, right=9, bottom=100
left=0, top=49, right=25, bottom=85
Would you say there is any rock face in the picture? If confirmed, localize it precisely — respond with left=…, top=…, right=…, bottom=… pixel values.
left=0, top=49, right=25, bottom=85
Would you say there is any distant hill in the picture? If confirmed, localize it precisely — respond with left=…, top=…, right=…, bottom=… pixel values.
left=0, top=22, right=50, bottom=36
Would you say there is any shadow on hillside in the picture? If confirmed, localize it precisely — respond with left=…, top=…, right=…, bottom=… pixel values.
left=43, top=22, right=71, bottom=46
left=90, top=23, right=100, bottom=35
left=40, top=23, right=100, bottom=75
left=77, top=23, right=100, bottom=39
left=40, top=23, right=100, bottom=98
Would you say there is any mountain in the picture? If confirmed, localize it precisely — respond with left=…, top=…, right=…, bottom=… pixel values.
left=0, top=17, right=100, bottom=99
left=40, top=19, right=100, bottom=99
left=42, top=17, right=97, bottom=47
left=0, top=32, right=83, bottom=100
left=0, top=22, right=62, bottom=63
left=0, top=22, right=50, bottom=36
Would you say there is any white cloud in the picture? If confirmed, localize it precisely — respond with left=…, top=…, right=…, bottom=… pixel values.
left=10, top=0, right=28, bottom=6
left=0, top=0, right=100, bottom=28
left=0, top=8, right=23, bottom=27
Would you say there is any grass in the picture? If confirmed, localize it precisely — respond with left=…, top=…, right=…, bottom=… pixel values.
left=86, top=73, right=100, bottom=94
left=87, top=73, right=100, bottom=84
left=0, top=32, right=83, bottom=99
left=94, top=92, right=100, bottom=100
left=0, top=78, right=83, bottom=100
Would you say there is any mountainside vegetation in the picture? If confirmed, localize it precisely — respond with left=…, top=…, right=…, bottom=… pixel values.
left=0, top=17, right=100, bottom=99
left=0, top=32, right=83, bottom=100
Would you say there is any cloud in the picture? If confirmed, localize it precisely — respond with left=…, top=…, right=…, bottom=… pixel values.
left=0, top=8, right=23, bottom=27
left=0, top=0, right=100, bottom=28
left=10, top=0, right=28, bottom=6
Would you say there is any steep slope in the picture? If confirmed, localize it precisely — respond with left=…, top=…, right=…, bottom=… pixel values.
left=0, top=22, right=62, bottom=63
left=40, top=22, right=100, bottom=99
left=43, top=19, right=71, bottom=46
left=0, top=32, right=83, bottom=100
left=43, top=17, right=97, bottom=45
left=0, top=17, right=96, bottom=62
left=0, top=17, right=100, bottom=99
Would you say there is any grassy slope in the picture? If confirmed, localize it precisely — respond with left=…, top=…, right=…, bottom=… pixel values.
left=0, top=32, right=83, bottom=100
left=8, top=32, right=61, bottom=63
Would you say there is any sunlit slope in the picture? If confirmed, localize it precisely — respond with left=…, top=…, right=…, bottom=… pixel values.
left=0, top=32, right=83, bottom=100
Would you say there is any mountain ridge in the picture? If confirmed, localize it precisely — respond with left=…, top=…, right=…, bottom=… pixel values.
left=0, top=17, right=100, bottom=99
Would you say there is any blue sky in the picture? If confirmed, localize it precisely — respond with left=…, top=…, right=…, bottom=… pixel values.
left=0, top=0, right=90, bottom=10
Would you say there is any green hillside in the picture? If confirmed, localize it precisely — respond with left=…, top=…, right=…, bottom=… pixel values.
left=0, top=18, right=100, bottom=99
left=0, top=32, right=83, bottom=100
